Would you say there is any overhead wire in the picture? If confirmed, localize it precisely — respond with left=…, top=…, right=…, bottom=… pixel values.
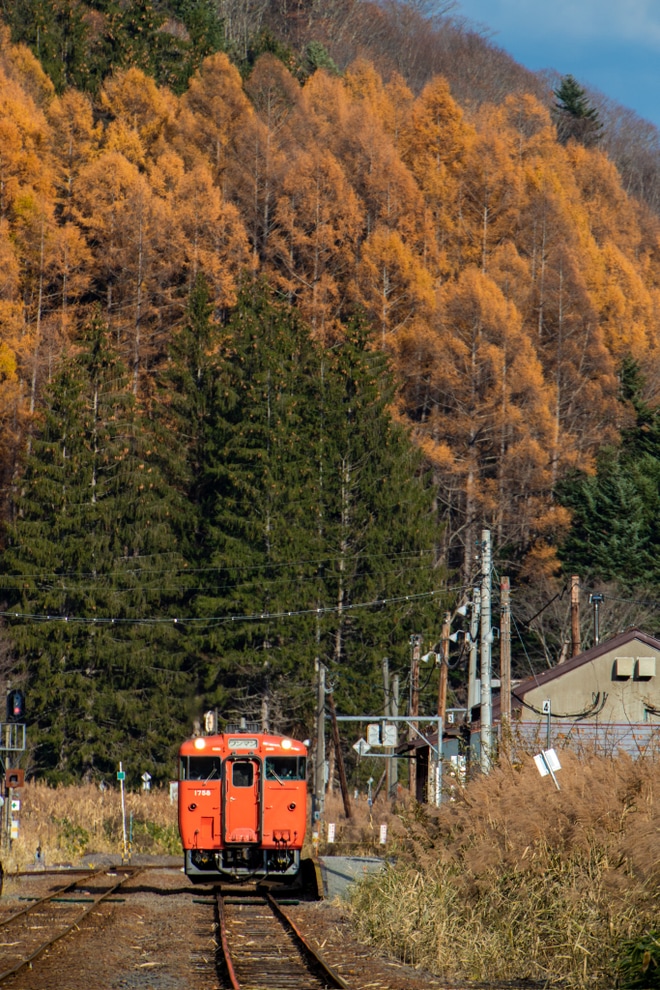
left=0, top=584, right=467, bottom=627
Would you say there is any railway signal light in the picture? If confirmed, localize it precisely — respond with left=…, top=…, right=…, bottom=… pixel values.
left=6, top=689, right=25, bottom=723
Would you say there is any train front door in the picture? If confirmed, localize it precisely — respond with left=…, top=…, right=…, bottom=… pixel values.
left=223, top=758, right=261, bottom=843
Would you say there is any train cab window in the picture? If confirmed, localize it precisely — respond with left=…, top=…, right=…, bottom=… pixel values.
left=232, top=761, right=254, bottom=787
left=265, top=757, right=306, bottom=782
left=180, top=756, right=222, bottom=781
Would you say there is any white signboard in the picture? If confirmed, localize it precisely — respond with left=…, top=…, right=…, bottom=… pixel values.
left=534, top=748, right=562, bottom=789
left=366, top=724, right=381, bottom=746
left=353, top=738, right=371, bottom=755
left=327, top=822, right=336, bottom=843
left=382, top=723, right=398, bottom=747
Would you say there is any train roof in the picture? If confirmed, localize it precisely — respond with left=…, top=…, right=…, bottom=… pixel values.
left=179, top=732, right=308, bottom=756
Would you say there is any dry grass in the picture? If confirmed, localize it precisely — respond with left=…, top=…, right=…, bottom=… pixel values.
left=3, top=782, right=180, bottom=871
left=348, top=751, right=660, bottom=988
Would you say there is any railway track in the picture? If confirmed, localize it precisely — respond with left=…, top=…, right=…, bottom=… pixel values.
left=0, top=866, right=142, bottom=984
left=216, top=889, right=350, bottom=990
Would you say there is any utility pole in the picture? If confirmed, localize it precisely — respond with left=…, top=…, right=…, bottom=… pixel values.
left=383, top=657, right=393, bottom=799
left=438, top=611, right=450, bottom=723
left=480, top=529, right=492, bottom=774
left=500, top=576, right=511, bottom=756
left=590, top=593, right=604, bottom=646
left=314, top=660, right=326, bottom=821
left=327, top=689, right=351, bottom=818
left=390, top=674, right=399, bottom=798
left=467, top=587, right=481, bottom=711
left=571, top=575, right=581, bottom=656
left=409, top=635, right=422, bottom=798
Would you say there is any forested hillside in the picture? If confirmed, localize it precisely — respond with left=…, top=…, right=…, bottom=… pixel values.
left=2, top=1, right=660, bottom=781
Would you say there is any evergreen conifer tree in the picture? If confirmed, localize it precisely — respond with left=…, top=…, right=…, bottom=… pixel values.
left=553, top=74, right=603, bottom=146
left=2, top=312, right=194, bottom=783
left=557, top=358, right=660, bottom=586
left=195, top=286, right=441, bottom=732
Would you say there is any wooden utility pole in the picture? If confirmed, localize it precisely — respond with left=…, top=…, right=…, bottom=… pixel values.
left=327, top=690, right=351, bottom=818
left=409, top=635, right=421, bottom=798
left=390, top=674, right=399, bottom=798
left=500, top=577, right=511, bottom=755
left=438, top=611, right=450, bottom=722
left=383, top=657, right=394, bottom=800
left=571, top=575, right=581, bottom=656
left=314, top=660, right=326, bottom=820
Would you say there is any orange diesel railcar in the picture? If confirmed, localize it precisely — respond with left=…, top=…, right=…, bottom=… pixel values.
left=178, top=728, right=308, bottom=883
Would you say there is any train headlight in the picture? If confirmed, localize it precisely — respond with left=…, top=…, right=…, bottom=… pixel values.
left=281, top=738, right=292, bottom=749
left=193, top=737, right=206, bottom=750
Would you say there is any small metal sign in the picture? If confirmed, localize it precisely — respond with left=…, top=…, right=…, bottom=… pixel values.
left=116, top=770, right=126, bottom=781
left=353, top=738, right=371, bottom=755
left=382, top=723, right=398, bottom=747
left=366, top=724, right=381, bottom=746
left=227, top=737, right=258, bottom=749
left=534, top=748, right=562, bottom=790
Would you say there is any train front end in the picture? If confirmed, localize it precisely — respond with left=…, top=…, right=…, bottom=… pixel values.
left=178, top=730, right=307, bottom=883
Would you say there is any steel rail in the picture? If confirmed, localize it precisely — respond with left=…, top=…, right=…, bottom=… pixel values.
left=0, top=869, right=102, bottom=926
left=0, top=867, right=143, bottom=984
left=215, top=891, right=241, bottom=990
left=266, top=892, right=350, bottom=989
left=216, top=889, right=350, bottom=990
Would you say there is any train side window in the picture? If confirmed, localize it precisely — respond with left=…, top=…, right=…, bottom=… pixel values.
left=232, top=761, right=254, bottom=787
left=265, top=757, right=306, bottom=781
left=187, top=756, right=222, bottom=781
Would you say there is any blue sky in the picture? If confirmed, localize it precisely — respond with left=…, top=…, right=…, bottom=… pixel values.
left=455, top=0, right=660, bottom=131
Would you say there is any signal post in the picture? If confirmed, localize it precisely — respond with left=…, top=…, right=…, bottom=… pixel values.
left=1, top=689, right=26, bottom=850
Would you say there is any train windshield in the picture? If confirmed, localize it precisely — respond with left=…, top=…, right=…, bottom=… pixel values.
left=265, top=757, right=306, bottom=782
left=180, top=756, right=222, bottom=781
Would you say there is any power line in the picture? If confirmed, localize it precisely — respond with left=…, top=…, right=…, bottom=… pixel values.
left=0, top=585, right=462, bottom=627
left=0, top=546, right=441, bottom=584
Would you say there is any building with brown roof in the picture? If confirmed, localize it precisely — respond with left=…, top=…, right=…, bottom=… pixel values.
left=496, top=627, right=660, bottom=758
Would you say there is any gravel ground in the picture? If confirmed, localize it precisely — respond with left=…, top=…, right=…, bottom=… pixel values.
left=0, top=861, right=477, bottom=990
left=0, top=866, right=218, bottom=990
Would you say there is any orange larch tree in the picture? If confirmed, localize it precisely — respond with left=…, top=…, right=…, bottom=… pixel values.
left=267, top=144, right=362, bottom=338
left=72, top=151, right=175, bottom=393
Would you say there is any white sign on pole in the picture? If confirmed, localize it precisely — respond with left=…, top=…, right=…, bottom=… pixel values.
left=382, top=723, right=398, bottom=747
left=543, top=748, right=560, bottom=772
left=327, top=822, right=336, bottom=843
left=366, top=723, right=381, bottom=746
left=534, top=748, right=562, bottom=789
left=379, top=824, right=387, bottom=845
left=353, top=738, right=371, bottom=755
